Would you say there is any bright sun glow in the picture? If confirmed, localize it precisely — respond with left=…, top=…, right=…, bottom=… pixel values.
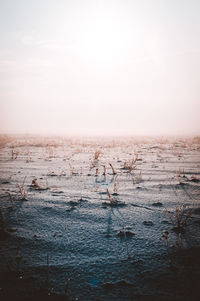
left=0, top=0, right=200, bottom=136
left=79, top=9, right=129, bottom=64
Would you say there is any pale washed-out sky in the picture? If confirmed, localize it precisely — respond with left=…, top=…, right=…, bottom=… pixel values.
left=0, top=0, right=200, bottom=136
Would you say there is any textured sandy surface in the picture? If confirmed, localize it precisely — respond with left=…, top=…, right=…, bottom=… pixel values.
left=0, top=136, right=200, bottom=300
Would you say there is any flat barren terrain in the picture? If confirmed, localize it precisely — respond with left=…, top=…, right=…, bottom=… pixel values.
left=0, top=135, right=200, bottom=301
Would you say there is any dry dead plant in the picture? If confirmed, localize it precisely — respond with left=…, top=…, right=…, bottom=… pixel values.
left=17, top=177, right=28, bottom=200
left=94, top=150, right=101, bottom=161
left=113, top=174, right=119, bottom=194
left=31, top=178, right=49, bottom=190
left=69, top=162, right=78, bottom=175
left=94, top=184, right=100, bottom=192
left=59, top=169, right=66, bottom=176
left=102, top=165, right=106, bottom=176
left=90, top=161, right=95, bottom=168
left=123, top=155, right=138, bottom=173
left=106, top=188, right=114, bottom=203
left=104, top=187, right=125, bottom=207
left=11, top=148, right=19, bottom=160
left=176, top=168, right=185, bottom=184
left=26, top=155, right=32, bottom=163
left=164, top=205, right=191, bottom=233
left=133, top=170, right=142, bottom=184
left=109, top=163, right=117, bottom=175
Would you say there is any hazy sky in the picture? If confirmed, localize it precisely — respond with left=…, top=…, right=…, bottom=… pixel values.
left=0, top=0, right=200, bottom=136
